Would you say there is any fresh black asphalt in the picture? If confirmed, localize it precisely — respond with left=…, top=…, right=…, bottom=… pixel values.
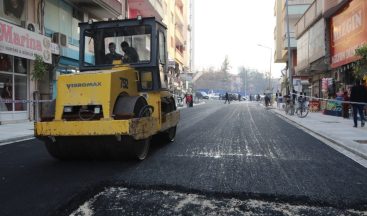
left=0, top=101, right=367, bottom=215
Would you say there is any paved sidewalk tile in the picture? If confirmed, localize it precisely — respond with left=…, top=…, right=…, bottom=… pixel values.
left=271, top=104, right=367, bottom=160
left=0, top=121, right=34, bottom=144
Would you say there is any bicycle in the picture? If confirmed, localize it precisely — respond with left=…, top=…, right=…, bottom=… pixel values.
left=295, top=97, right=309, bottom=118
left=284, top=97, right=295, bottom=115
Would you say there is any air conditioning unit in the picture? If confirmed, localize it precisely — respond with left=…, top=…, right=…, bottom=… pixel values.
left=52, top=32, right=67, bottom=47
left=21, top=21, right=40, bottom=33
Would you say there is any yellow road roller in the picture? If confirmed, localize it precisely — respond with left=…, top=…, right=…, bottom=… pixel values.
left=35, top=17, right=179, bottom=160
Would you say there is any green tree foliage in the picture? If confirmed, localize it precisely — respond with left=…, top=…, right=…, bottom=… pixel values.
left=31, top=55, right=47, bottom=81
left=354, top=44, right=367, bottom=79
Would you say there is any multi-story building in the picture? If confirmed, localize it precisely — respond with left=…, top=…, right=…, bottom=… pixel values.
left=128, top=0, right=190, bottom=100
left=164, top=0, right=190, bottom=97
left=294, top=0, right=326, bottom=97
left=294, top=0, right=361, bottom=99
left=277, top=0, right=365, bottom=116
left=274, top=0, right=313, bottom=94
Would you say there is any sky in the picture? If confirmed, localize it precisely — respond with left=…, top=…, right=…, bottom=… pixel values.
left=193, top=0, right=285, bottom=78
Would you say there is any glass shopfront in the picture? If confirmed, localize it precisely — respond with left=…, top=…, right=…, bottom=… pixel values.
left=0, top=53, right=28, bottom=121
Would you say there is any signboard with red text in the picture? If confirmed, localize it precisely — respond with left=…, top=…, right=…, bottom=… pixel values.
left=0, top=20, right=51, bottom=64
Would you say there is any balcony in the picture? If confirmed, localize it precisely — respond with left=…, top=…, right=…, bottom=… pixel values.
left=175, top=48, right=184, bottom=65
left=283, top=37, right=297, bottom=49
left=67, top=0, right=122, bottom=19
left=282, top=31, right=296, bottom=48
left=175, top=6, right=185, bottom=26
left=175, top=28, right=184, bottom=45
left=128, top=0, right=164, bottom=20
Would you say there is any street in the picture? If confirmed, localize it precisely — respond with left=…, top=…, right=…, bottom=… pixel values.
left=1, top=101, right=367, bottom=215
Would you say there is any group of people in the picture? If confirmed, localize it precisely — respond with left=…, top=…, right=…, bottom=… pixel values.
left=104, top=42, right=139, bottom=64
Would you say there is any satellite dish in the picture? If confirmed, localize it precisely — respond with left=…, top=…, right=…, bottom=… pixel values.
left=27, top=23, right=35, bottom=32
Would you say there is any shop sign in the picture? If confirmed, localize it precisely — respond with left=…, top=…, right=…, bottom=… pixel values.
left=0, top=20, right=51, bottom=64
left=330, top=0, right=367, bottom=68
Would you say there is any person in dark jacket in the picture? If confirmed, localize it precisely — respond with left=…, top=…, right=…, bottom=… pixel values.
left=104, top=42, right=122, bottom=64
left=224, top=92, right=230, bottom=104
left=350, top=80, right=367, bottom=127
left=121, top=41, right=139, bottom=63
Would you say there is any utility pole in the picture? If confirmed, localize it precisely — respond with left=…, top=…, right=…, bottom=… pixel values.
left=286, top=0, right=292, bottom=94
left=257, top=44, right=272, bottom=92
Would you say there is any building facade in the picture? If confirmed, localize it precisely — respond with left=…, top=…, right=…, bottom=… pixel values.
left=276, top=0, right=366, bottom=116
left=127, top=0, right=191, bottom=100
left=274, top=0, right=313, bottom=94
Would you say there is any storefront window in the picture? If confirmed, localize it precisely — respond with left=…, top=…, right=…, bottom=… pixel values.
left=0, top=74, right=13, bottom=111
left=0, top=54, right=13, bottom=72
left=0, top=54, right=28, bottom=112
left=14, top=57, right=27, bottom=74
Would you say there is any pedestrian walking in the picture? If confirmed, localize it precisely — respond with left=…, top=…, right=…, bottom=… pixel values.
left=350, top=80, right=367, bottom=127
left=185, top=94, right=193, bottom=108
left=224, top=92, right=230, bottom=104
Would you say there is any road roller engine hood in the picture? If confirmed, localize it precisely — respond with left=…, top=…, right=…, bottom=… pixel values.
left=55, top=68, right=137, bottom=121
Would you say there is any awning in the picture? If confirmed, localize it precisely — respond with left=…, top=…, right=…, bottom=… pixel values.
left=59, top=57, right=79, bottom=68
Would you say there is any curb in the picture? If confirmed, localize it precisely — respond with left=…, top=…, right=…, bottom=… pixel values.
left=272, top=110, right=367, bottom=161
left=0, top=135, right=35, bottom=146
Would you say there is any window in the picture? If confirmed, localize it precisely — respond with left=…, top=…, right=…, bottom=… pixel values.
left=83, top=25, right=152, bottom=67
left=159, top=31, right=166, bottom=64
left=0, top=54, right=27, bottom=112
left=140, top=71, right=153, bottom=90
left=1, top=0, right=26, bottom=24
left=84, top=36, right=95, bottom=65
left=14, top=57, right=27, bottom=74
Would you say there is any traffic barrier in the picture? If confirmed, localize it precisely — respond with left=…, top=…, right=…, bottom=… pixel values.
left=0, top=99, right=53, bottom=104
left=290, top=93, right=367, bottom=106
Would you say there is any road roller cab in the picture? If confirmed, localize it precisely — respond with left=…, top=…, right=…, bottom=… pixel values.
left=35, top=17, right=179, bottom=160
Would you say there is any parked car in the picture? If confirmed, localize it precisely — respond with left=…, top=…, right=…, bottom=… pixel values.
left=209, top=93, right=220, bottom=100
left=195, top=91, right=209, bottom=99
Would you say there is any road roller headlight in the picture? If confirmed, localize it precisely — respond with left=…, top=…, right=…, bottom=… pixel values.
left=64, top=106, right=73, bottom=113
left=94, top=106, right=101, bottom=114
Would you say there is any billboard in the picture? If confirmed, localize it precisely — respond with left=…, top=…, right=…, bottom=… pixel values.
left=0, top=20, right=52, bottom=64
left=330, top=0, right=367, bottom=68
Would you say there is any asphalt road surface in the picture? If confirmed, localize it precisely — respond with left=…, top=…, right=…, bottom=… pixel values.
left=1, top=101, right=367, bottom=216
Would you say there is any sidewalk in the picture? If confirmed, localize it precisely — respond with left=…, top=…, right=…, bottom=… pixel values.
left=270, top=103, right=367, bottom=160
left=0, top=121, right=34, bottom=145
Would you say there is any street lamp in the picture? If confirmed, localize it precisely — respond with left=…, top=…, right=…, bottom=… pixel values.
left=257, top=44, right=272, bottom=92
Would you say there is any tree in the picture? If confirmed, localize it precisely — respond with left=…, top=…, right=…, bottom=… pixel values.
left=220, top=55, right=231, bottom=81
left=31, top=55, right=47, bottom=90
left=238, top=67, right=268, bottom=94
left=354, top=44, right=367, bottom=79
